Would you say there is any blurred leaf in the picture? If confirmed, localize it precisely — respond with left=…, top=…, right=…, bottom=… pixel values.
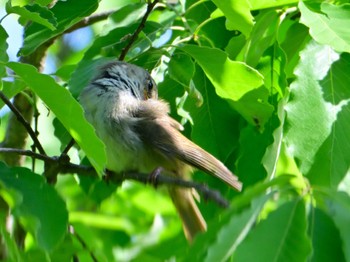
left=248, top=0, right=298, bottom=10
left=168, top=52, right=195, bottom=87
left=0, top=80, right=27, bottom=109
left=180, top=45, right=264, bottom=101
left=212, top=0, right=254, bottom=36
left=234, top=199, right=312, bottom=261
left=285, top=42, right=339, bottom=174
left=0, top=25, right=9, bottom=77
left=187, top=67, right=240, bottom=162
left=278, top=20, right=310, bottom=78
left=6, top=62, right=106, bottom=177
left=108, top=3, right=146, bottom=28
left=69, top=57, right=114, bottom=97
left=0, top=212, right=23, bottom=261
left=324, top=191, right=350, bottom=262
left=0, top=163, right=68, bottom=250
left=186, top=176, right=292, bottom=261
left=6, top=2, right=57, bottom=30
left=204, top=195, right=268, bottom=262
left=55, top=64, right=77, bottom=82
left=300, top=2, right=350, bottom=53
left=308, top=207, right=346, bottom=262
left=20, top=0, right=98, bottom=56
left=237, top=10, right=279, bottom=67
left=52, top=117, right=72, bottom=151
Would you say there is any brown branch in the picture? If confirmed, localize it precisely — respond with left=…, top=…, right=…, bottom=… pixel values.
left=64, top=10, right=116, bottom=35
left=119, top=0, right=159, bottom=61
left=0, top=148, right=229, bottom=207
left=0, top=91, right=46, bottom=155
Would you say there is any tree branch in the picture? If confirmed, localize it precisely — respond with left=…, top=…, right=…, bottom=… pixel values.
left=0, top=91, right=46, bottom=155
left=0, top=148, right=229, bottom=207
left=119, top=0, right=159, bottom=61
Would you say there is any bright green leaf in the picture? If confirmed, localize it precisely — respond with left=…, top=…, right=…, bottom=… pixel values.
left=285, top=42, right=340, bottom=176
left=237, top=10, right=280, bottom=67
left=0, top=163, right=68, bottom=250
left=234, top=199, right=312, bottom=262
left=211, top=0, right=254, bottom=36
left=6, top=2, right=57, bottom=30
left=168, top=52, right=195, bottom=88
left=180, top=45, right=264, bottom=101
left=300, top=1, right=350, bottom=53
left=6, top=62, right=106, bottom=176
left=0, top=80, right=27, bottom=109
left=248, top=0, right=298, bottom=10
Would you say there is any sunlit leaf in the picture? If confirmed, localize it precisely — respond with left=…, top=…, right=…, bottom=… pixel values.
left=180, top=45, right=264, bottom=101
left=300, top=1, right=350, bottom=53
left=6, top=62, right=106, bottom=176
left=285, top=42, right=339, bottom=175
left=0, top=163, right=68, bottom=250
left=211, top=0, right=254, bottom=36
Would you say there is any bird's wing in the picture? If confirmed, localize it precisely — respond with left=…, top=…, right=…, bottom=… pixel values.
left=134, top=100, right=242, bottom=191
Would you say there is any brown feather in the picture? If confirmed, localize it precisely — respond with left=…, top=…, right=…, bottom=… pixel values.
left=134, top=99, right=242, bottom=191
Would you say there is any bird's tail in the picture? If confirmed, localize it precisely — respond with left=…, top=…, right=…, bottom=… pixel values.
left=169, top=187, right=207, bottom=242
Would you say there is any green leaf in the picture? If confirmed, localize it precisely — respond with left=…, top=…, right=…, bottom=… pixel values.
left=0, top=25, right=9, bottom=77
left=168, top=52, right=195, bottom=87
left=187, top=67, right=240, bottom=162
left=20, top=0, right=98, bottom=56
left=0, top=163, right=68, bottom=250
left=248, top=0, right=298, bottom=10
left=211, top=0, right=254, bottom=36
left=300, top=2, right=350, bottom=53
left=180, top=45, right=264, bottom=101
left=108, top=3, right=147, bottom=28
left=237, top=10, right=280, bottom=67
left=309, top=207, right=346, bottom=262
left=204, top=195, right=268, bottom=262
left=284, top=42, right=340, bottom=176
left=234, top=199, right=312, bottom=262
left=6, top=2, right=57, bottom=30
left=324, top=191, right=350, bottom=262
left=0, top=80, right=27, bottom=109
left=6, top=62, right=106, bottom=177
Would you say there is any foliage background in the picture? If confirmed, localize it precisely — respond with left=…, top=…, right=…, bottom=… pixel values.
left=1, top=0, right=350, bottom=261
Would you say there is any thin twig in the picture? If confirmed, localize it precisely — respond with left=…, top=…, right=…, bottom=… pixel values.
left=0, top=148, right=52, bottom=162
left=61, top=138, right=75, bottom=156
left=119, top=0, right=159, bottom=61
left=63, top=10, right=116, bottom=35
left=0, top=148, right=229, bottom=207
left=0, top=91, right=46, bottom=155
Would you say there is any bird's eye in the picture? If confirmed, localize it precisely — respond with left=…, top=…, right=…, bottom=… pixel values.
left=148, top=80, right=153, bottom=91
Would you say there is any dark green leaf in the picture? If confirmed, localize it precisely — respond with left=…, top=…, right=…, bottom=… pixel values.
left=234, top=199, right=312, bottom=262
left=0, top=163, right=68, bottom=250
left=6, top=2, right=57, bottom=30
left=0, top=25, right=9, bottom=77
left=20, top=0, right=98, bottom=55
left=6, top=62, right=106, bottom=176
left=308, top=207, right=345, bottom=262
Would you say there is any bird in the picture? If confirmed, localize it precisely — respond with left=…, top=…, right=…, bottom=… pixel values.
left=79, top=61, right=242, bottom=241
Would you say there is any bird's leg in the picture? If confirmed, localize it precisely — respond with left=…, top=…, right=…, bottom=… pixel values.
left=148, top=167, right=164, bottom=188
